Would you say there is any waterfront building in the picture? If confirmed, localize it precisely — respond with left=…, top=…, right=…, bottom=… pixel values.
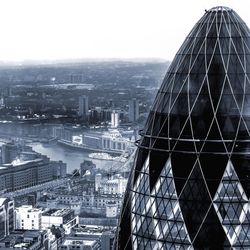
left=0, top=158, right=53, bottom=192
left=128, top=98, right=139, bottom=122
left=82, top=130, right=129, bottom=154
left=78, top=95, right=89, bottom=118
left=115, top=6, right=250, bottom=249
left=51, top=160, right=67, bottom=179
left=1, top=142, right=20, bottom=164
left=0, top=198, right=14, bottom=240
left=15, top=205, right=42, bottom=230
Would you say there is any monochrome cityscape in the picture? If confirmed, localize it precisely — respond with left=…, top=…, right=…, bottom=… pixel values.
left=0, top=58, right=168, bottom=249
left=1, top=1, right=250, bottom=250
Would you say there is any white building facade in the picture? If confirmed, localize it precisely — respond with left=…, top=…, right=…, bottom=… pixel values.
left=15, top=205, right=42, bottom=230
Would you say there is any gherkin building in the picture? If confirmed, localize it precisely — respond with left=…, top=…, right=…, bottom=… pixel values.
left=114, top=6, right=250, bottom=249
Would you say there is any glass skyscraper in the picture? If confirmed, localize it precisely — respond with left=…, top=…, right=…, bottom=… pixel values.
left=115, top=6, right=250, bottom=249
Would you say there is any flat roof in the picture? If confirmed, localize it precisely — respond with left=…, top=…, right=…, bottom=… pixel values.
left=63, top=239, right=97, bottom=246
left=42, top=208, right=72, bottom=217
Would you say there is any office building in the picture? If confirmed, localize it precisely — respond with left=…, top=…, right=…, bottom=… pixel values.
left=0, top=230, right=48, bottom=249
left=111, top=111, right=119, bottom=128
left=0, top=198, right=14, bottom=240
left=1, top=142, right=20, bottom=164
left=42, top=209, right=79, bottom=235
left=115, top=6, right=250, bottom=249
left=128, top=98, right=139, bottom=122
left=15, top=205, right=42, bottom=230
left=78, top=95, right=89, bottom=118
left=0, top=158, right=53, bottom=192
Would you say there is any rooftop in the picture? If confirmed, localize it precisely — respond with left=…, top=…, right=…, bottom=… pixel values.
left=42, top=208, right=73, bottom=217
left=0, top=197, right=9, bottom=206
left=63, top=239, right=97, bottom=246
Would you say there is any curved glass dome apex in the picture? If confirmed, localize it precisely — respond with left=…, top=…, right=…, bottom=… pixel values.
left=145, top=4, right=250, bottom=143
left=208, top=6, right=232, bottom=12
left=115, top=7, right=250, bottom=250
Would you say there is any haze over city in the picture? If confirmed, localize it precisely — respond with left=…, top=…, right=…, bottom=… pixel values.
left=0, top=0, right=248, bottom=62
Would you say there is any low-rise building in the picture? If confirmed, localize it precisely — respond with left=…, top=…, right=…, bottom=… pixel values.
left=0, top=158, right=53, bottom=192
left=0, top=230, right=48, bottom=249
left=42, top=209, right=79, bottom=235
left=15, top=205, right=42, bottom=230
left=105, top=202, right=118, bottom=218
left=95, top=174, right=127, bottom=195
left=69, top=225, right=115, bottom=250
left=60, top=239, right=100, bottom=250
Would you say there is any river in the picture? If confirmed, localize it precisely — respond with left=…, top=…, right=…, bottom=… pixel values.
left=29, top=142, right=123, bottom=173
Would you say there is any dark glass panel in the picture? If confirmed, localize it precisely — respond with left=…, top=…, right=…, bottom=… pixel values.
left=217, top=91, right=240, bottom=118
left=171, top=152, right=197, bottom=194
left=246, top=56, right=250, bottom=73
left=193, top=206, right=230, bottom=249
left=117, top=196, right=132, bottom=249
left=145, top=111, right=155, bottom=135
left=237, top=118, right=250, bottom=138
left=232, top=36, right=245, bottom=55
left=206, top=37, right=217, bottom=55
left=170, top=93, right=189, bottom=116
left=178, top=162, right=211, bottom=240
left=189, top=53, right=206, bottom=75
left=228, top=55, right=245, bottom=75
left=206, top=120, right=223, bottom=140
left=174, top=140, right=196, bottom=154
left=207, top=18, right=217, bottom=38
left=189, top=72, right=206, bottom=96
left=169, top=115, right=180, bottom=138
left=176, top=55, right=192, bottom=75
left=151, top=112, right=166, bottom=137
left=149, top=151, right=169, bottom=191
left=231, top=155, right=250, bottom=198
left=171, top=73, right=188, bottom=94
left=201, top=141, right=227, bottom=153
left=133, top=148, right=149, bottom=185
left=219, top=22, right=230, bottom=38
left=242, top=93, right=250, bottom=117
left=191, top=38, right=205, bottom=57
left=199, top=154, right=227, bottom=197
left=152, top=138, right=169, bottom=152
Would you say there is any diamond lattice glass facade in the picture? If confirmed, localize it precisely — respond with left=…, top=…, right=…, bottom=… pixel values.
left=114, top=6, right=250, bottom=249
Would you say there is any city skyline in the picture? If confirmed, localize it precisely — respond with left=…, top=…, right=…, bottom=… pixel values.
left=0, top=0, right=249, bottom=62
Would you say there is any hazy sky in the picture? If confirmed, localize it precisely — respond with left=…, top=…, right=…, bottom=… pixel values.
left=0, top=0, right=249, bottom=62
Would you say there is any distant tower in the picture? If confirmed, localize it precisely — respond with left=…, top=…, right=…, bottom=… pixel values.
left=1, top=142, right=20, bottom=164
left=128, top=98, right=139, bottom=122
left=78, top=95, right=89, bottom=118
left=95, top=173, right=102, bottom=192
left=111, top=111, right=119, bottom=128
